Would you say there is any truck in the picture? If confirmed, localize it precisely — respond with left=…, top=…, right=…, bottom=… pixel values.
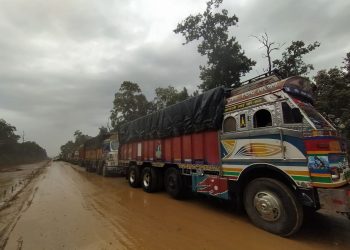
left=116, top=73, right=350, bottom=236
left=79, top=132, right=121, bottom=176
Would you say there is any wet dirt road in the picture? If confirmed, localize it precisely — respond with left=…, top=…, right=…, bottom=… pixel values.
left=3, top=161, right=350, bottom=250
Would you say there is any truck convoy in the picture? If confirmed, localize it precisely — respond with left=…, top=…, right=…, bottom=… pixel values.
left=67, top=73, right=350, bottom=236
left=76, top=132, right=121, bottom=176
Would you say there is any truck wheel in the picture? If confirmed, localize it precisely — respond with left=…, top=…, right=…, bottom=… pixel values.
left=243, top=178, right=303, bottom=236
left=164, top=167, right=184, bottom=199
left=128, top=165, right=141, bottom=188
left=141, top=167, right=158, bottom=193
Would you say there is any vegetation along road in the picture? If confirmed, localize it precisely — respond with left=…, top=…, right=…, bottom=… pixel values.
left=1, top=161, right=350, bottom=250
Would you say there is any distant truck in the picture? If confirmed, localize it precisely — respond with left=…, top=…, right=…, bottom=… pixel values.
left=78, top=132, right=121, bottom=176
left=116, top=73, right=350, bottom=236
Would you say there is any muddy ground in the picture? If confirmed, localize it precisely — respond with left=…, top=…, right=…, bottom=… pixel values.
left=1, top=161, right=350, bottom=250
left=0, top=161, right=48, bottom=203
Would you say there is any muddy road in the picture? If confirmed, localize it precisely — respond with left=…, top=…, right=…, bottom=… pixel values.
left=2, top=161, right=350, bottom=249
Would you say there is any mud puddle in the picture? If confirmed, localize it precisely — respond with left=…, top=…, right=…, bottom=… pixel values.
left=3, top=162, right=350, bottom=250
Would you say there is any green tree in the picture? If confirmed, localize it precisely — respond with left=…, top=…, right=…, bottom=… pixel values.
left=73, top=130, right=91, bottom=146
left=60, top=140, right=75, bottom=159
left=273, top=40, right=320, bottom=78
left=343, top=52, right=350, bottom=83
left=153, top=86, right=189, bottom=110
left=0, top=119, right=47, bottom=165
left=314, top=57, right=350, bottom=140
left=98, top=126, right=108, bottom=136
left=174, top=0, right=255, bottom=91
left=110, top=81, right=151, bottom=129
left=0, top=119, right=20, bottom=144
left=59, top=130, right=91, bottom=158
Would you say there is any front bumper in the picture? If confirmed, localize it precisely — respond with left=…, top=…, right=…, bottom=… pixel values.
left=317, top=185, right=350, bottom=217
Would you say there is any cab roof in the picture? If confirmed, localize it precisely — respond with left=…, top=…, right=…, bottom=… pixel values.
left=227, top=76, right=314, bottom=105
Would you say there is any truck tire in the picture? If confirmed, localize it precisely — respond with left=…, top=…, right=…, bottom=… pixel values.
left=164, top=167, right=184, bottom=199
left=128, top=165, right=141, bottom=188
left=243, top=178, right=303, bottom=236
left=141, top=167, right=158, bottom=193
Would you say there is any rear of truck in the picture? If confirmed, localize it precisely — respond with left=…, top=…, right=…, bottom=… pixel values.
left=297, top=102, right=350, bottom=218
left=284, top=78, right=350, bottom=218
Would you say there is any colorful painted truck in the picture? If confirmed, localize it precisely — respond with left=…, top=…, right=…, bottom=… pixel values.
left=80, top=132, right=121, bottom=176
left=117, top=73, right=350, bottom=236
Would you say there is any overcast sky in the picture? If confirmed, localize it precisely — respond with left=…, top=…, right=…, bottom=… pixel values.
left=1, top=0, right=349, bottom=156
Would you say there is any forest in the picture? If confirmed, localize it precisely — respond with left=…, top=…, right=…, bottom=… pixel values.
left=0, top=119, right=47, bottom=166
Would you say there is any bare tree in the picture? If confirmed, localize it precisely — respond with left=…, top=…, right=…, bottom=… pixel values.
left=252, top=32, right=284, bottom=74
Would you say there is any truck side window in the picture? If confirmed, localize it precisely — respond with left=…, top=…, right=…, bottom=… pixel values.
left=282, top=102, right=303, bottom=123
left=253, top=109, right=272, bottom=128
left=223, top=116, right=236, bottom=132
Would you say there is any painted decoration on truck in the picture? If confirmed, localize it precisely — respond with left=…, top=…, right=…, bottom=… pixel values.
left=221, top=140, right=236, bottom=159
left=192, top=175, right=229, bottom=200
left=308, top=155, right=329, bottom=170
left=155, top=143, right=162, bottom=159
left=225, top=97, right=266, bottom=113
left=220, top=134, right=311, bottom=188
left=235, top=143, right=282, bottom=157
left=221, top=136, right=306, bottom=160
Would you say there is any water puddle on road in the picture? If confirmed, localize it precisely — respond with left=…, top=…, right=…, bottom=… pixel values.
left=4, top=162, right=350, bottom=250
left=70, top=163, right=350, bottom=250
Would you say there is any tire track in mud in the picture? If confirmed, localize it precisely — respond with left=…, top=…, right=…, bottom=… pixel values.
left=0, top=164, right=48, bottom=250
left=68, top=164, right=136, bottom=249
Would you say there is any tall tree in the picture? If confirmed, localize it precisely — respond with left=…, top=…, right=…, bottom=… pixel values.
left=0, top=119, right=20, bottom=144
left=98, top=126, right=108, bottom=136
left=314, top=53, right=350, bottom=140
left=73, top=130, right=91, bottom=146
left=110, top=81, right=150, bottom=129
left=174, top=0, right=255, bottom=91
left=60, top=140, right=75, bottom=158
left=252, top=32, right=284, bottom=74
left=273, top=40, right=320, bottom=78
left=153, top=86, right=189, bottom=110
left=343, top=52, right=350, bottom=83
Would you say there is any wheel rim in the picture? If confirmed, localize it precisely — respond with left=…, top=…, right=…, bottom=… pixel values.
left=129, top=170, right=136, bottom=183
left=253, top=191, right=281, bottom=222
left=167, top=175, right=176, bottom=190
left=143, top=172, right=150, bottom=188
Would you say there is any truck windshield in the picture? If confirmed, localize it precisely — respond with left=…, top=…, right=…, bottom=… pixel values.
left=294, top=100, right=332, bottom=129
left=103, top=142, right=110, bottom=152
left=110, top=140, right=119, bottom=151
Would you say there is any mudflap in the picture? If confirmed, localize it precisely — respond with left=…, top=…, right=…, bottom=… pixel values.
left=192, top=175, right=229, bottom=200
left=317, top=185, right=350, bottom=219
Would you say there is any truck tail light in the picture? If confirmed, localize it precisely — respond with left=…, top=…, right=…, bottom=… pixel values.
left=305, top=139, right=341, bottom=152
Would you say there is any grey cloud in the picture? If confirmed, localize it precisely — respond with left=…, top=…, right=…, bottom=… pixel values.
left=0, top=0, right=349, bottom=156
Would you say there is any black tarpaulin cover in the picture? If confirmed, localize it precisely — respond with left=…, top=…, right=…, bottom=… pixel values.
left=118, top=87, right=225, bottom=144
